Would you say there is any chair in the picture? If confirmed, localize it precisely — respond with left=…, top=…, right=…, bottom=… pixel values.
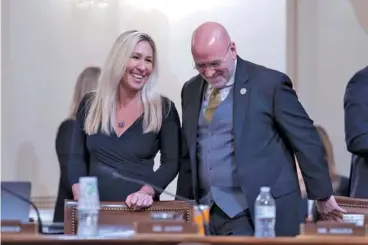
left=64, top=200, right=193, bottom=234
left=335, top=196, right=368, bottom=225
left=335, top=196, right=368, bottom=214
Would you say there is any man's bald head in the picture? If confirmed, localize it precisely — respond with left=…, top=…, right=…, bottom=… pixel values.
left=191, top=22, right=231, bottom=54
left=191, top=22, right=237, bottom=88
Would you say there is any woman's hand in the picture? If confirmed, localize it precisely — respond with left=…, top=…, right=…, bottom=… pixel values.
left=72, top=183, right=80, bottom=200
left=125, top=185, right=155, bottom=209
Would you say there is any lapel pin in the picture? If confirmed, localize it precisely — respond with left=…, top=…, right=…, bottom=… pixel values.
left=240, top=88, right=247, bottom=95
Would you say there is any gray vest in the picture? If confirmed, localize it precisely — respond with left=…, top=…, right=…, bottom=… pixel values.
left=197, top=86, right=248, bottom=218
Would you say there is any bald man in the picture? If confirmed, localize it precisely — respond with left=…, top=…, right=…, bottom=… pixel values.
left=176, top=22, right=345, bottom=236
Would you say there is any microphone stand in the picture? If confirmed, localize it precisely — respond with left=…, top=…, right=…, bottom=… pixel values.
left=1, top=186, right=44, bottom=234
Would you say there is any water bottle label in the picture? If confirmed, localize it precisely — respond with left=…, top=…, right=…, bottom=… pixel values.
left=255, top=206, right=275, bottom=219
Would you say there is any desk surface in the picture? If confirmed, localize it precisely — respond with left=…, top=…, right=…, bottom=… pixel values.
left=1, top=234, right=368, bottom=245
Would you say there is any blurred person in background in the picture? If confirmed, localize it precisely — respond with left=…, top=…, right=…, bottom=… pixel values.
left=53, top=66, right=100, bottom=223
left=298, top=125, right=350, bottom=222
left=315, top=125, right=349, bottom=197
left=68, top=30, right=181, bottom=209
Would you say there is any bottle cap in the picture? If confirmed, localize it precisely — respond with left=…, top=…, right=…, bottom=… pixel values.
left=260, top=186, right=270, bottom=192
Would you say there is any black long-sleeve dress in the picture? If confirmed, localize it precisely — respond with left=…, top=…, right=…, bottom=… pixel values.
left=53, top=119, right=75, bottom=223
left=67, top=93, right=181, bottom=201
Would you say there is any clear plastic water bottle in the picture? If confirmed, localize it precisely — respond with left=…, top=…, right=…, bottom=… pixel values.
left=77, top=209, right=99, bottom=237
left=254, top=186, right=276, bottom=238
left=77, top=176, right=100, bottom=237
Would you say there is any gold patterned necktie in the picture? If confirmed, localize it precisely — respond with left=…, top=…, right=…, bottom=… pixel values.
left=205, top=88, right=221, bottom=122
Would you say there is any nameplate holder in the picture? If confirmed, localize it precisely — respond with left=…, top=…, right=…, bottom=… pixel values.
left=1, top=220, right=37, bottom=234
left=301, top=221, right=367, bottom=236
left=134, top=221, right=199, bottom=234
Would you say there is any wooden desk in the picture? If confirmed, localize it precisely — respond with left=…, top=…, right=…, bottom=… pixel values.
left=1, top=234, right=368, bottom=245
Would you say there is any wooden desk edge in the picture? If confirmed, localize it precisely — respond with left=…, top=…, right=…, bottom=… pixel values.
left=1, top=233, right=367, bottom=244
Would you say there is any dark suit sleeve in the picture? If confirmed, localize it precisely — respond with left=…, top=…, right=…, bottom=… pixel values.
left=344, top=68, right=368, bottom=156
left=151, top=100, right=181, bottom=190
left=176, top=84, right=194, bottom=200
left=273, top=76, right=333, bottom=200
left=55, top=120, right=75, bottom=189
left=68, top=95, right=91, bottom=186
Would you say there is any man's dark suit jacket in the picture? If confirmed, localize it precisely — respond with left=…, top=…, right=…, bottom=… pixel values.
left=176, top=57, right=333, bottom=236
left=344, top=66, right=368, bottom=198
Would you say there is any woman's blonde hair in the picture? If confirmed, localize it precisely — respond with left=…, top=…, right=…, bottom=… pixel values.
left=69, top=66, right=100, bottom=119
left=84, top=30, right=165, bottom=135
left=315, top=125, right=340, bottom=191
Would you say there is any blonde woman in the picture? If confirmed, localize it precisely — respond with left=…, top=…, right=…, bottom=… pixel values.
left=67, top=30, right=181, bottom=209
left=54, top=66, right=100, bottom=222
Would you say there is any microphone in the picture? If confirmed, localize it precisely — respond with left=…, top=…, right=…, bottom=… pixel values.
left=1, top=185, right=43, bottom=234
left=111, top=172, right=210, bottom=235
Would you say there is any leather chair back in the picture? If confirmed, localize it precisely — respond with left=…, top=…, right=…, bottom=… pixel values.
left=335, top=196, right=368, bottom=224
left=335, top=196, right=368, bottom=215
left=64, top=200, right=193, bottom=234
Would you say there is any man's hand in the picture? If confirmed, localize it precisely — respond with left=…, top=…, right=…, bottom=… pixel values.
left=316, top=195, right=347, bottom=221
left=125, top=185, right=155, bottom=210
